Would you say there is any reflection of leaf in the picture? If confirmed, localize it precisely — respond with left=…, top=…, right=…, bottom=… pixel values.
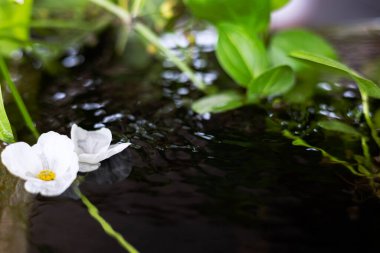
left=0, top=0, right=32, bottom=57
left=269, top=29, right=337, bottom=74
left=318, top=120, right=362, bottom=137
left=291, top=51, right=380, bottom=99
left=247, top=65, right=294, bottom=102
left=0, top=82, right=14, bottom=143
left=216, top=24, right=267, bottom=87
left=184, top=0, right=270, bottom=34
left=192, top=91, right=244, bottom=114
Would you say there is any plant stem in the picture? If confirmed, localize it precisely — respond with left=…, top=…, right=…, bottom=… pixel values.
left=362, top=93, right=380, bottom=148
left=118, top=0, right=129, bottom=11
left=361, top=136, right=372, bottom=168
left=131, top=0, right=145, bottom=17
left=283, top=130, right=363, bottom=177
left=134, top=22, right=208, bottom=92
left=89, top=0, right=207, bottom=92
left=90, top=0, right=131, bottom=24
left=0, top=57, right=39, bottom=140
left=74, top=187, right=139, bottom=253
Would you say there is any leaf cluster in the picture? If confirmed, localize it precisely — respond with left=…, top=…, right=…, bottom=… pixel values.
left=184, top=0, right=337, bottom=113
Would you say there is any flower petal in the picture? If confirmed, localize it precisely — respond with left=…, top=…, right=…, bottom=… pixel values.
left=24, top=154, right=78, bottom=196
left=71, top=124, right=112, bottom=155
left=1, top=142, right=42, bottom=180
left=79, top=162, right=101, bottom=173
left=32, top=131, right=75, bottom=174
left=105, top=143, right=131, bottom=160
left=78, top=153, right=107, bottom=165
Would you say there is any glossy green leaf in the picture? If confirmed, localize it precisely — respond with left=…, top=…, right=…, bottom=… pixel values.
left=0, top=83, right=14, bottom=143
left=192, top=91, right=244, bottom=114
left=271, top=0, right=289, bottom=11
left=269, top=29, right=337, bottom=74
left=318, top=120, right=362, bottom=137
left=247, top=65, right=295, bottom=102
left=290, top=51, right=380, bottom=99
left=0, top=0, right=32, bottom=57
left=216, top=24, right=268, bottom=87
left=184, top=0, right=270, bottom=34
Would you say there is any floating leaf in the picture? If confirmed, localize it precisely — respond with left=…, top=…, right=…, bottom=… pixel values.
left=290, top=51, right=380, bottom=99
left=216, top=24, right=267, bottom=87
left=192, top=91, right=244, bottom=114
left=0, top=83, right=14, bottom=143
left=318, top=120, right=362, bottom=137
left=247, top=65, right=295, bottom=102
left=184, top=0, right=270, bottom=34
left=269, top=29, right=337, bottom=74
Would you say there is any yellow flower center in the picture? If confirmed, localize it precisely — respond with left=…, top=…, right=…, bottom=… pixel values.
left=37, top=170, right=56, bottom=181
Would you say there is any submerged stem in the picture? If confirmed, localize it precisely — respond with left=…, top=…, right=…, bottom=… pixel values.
left=74, top=187, right=139, bottom=253
left=0, top=57, right=39, bottom=140
left=134, top=22, right=208, bottom=92
left=362, top=93, right=380, bottom=148
left=361, top=137, right=372, bottom=169
left=283, top=130, right=363, bottom=177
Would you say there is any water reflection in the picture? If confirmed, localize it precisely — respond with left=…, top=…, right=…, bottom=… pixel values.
left=24, top=24, right=380, bottom=253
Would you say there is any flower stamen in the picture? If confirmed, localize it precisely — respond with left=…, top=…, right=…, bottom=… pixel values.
left=37, top=170, right=56, bottom=181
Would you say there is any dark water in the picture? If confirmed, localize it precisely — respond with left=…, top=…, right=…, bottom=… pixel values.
left=27, top=28, right=380, bottom=253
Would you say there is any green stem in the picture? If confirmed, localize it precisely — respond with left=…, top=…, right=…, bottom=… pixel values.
left=118, top=0, right=129, bottom=11
left=361, top=136, right=372, bottom=168
left=74, top=187, right=139, bottom=253
left=30, top=20, right=94, bottom=30
left=89, top=0, right=131, bottom=24
left=283, top=130, right=363, bottom=177
left=131, top=0, right=145, bottom=17
left=134, top=22, right=208, bottom=92
left=0, top=57, right=39, bottom=140
left=89, top=0, right=207, bottom=92
left=362, top=93, right=380, bottom=147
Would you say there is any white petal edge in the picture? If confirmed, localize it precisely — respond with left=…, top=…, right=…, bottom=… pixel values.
left=1, top=142, right=42, bottom=180
left=105, top=142, right=131, bottom=160
left=77, top=143, right=130, bottom=170
left=78, top=162, right=101, bottom=173
left=71, top=124, right=112, bottom=155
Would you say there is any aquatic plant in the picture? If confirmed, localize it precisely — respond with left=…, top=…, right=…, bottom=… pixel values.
left=1, top=1, right=380, bottom=252
left=283, top=51, right=380, bottom=195
left=181, top=0, right=380, bottom=194
left=1, top=124, right=136, bottom=252
left=184, top=0, right=337, bottom=112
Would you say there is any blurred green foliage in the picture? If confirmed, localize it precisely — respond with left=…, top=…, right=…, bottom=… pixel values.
left=0, top=0, right=32, bottom=57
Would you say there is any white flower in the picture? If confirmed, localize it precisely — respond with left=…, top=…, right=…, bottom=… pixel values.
left=1, top=132, right=79, bottom=196
left=71, top=124, right=131, bottom=173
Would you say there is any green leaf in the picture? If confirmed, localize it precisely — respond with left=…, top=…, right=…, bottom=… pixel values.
left=318, top=120, right=362, bottom=137
left=290, top=51, right=380, bottom=99
left=0, top=83, right=14, bottom=143
left=271, top=0, right=289, bottom=11
left=247, top=65, right=295, bottom=102
left=269, top=29, right=337, bottom=74
left=184, top=0, right=270, bottom=34
left=216, top=24, right=268, bottom=87
left=0, top=0, right=32, bottom=57
left=192, top=91, right=244, bottom=114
